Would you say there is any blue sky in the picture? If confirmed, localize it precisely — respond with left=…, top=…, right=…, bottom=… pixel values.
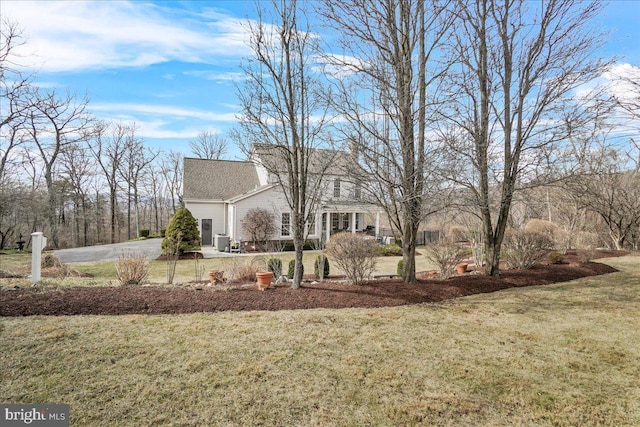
left=3, top=0, right=639, bottom=159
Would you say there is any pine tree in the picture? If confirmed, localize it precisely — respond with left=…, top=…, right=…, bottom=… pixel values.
left=161, top=208, right=201, bottom=255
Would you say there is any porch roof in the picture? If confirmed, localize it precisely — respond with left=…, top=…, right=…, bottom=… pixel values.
left=320, top=202, right=380, bottom=212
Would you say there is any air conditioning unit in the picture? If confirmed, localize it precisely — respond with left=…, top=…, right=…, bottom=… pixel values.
left=214, top=234, right=230, bottom=252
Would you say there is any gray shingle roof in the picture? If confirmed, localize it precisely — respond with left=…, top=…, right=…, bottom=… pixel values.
left=251, top=143, right=353, bottom=176
left=183, top=158, right=260, bottom=200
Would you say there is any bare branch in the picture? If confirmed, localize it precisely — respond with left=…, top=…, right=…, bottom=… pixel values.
left=188, top=131, right=229, bottom=160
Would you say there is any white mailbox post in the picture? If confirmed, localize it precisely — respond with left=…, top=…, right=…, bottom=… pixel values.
left=31, top=232, right=48, bottom=284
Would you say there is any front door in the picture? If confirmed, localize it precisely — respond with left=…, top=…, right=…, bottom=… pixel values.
left=201, top=219, right=213, bottom=246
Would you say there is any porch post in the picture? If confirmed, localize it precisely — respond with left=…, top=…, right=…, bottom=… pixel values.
left=351, top=212, right=356, bottom=234
left=375, top=211, right=380, bottom=238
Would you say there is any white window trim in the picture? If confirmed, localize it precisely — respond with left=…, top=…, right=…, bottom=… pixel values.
left=306, top=213, right=317, bottom=236
left=281, top=212, right=291, bottom=237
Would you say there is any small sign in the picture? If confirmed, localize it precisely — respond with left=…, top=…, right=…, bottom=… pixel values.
left=1, top=404, right=69, bottom=426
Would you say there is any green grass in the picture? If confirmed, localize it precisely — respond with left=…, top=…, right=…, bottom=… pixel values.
left=1, top=254, right=639, bottom=426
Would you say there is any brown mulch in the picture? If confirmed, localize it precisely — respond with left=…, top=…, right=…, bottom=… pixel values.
left=0, top=250, right=626, bottom=317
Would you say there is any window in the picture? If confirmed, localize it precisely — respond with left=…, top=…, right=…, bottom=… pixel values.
left=342, top=213, right=349, bottom=230
left=354, top=182, right=361, bottom=200
left=355, top=213, right=360, bottom=230
left=306, top=213, right=316, bottom=236
left=333, top=178, right=341, bottom=198
left=281, top=212, right=291, bottom=237
left=331, top=213, right=340, bottom=231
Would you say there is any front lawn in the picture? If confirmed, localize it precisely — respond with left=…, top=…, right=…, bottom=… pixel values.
left=1, top=255, right=638, bottom=426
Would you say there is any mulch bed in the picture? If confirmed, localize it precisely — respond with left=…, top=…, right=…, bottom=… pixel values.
left=0, top=250, right=626, bottom=316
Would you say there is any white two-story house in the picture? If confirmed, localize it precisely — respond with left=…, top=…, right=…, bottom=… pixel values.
left=183, top=144, right=382, bottom=249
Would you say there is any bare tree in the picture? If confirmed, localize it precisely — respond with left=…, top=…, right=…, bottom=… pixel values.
left=26, top=89, right=93, bottom=248
left=438, top=0, right=608, bottom=275
left=319, top=0, right=455, bottom=283
left=242, top=208, right=277, bottom=250
left=60, top=143, right=95, bottom=246
left=160, top=150, right=183, bottom=213
left=88, top=121, right=128, bottom=243
left=0, top=18, right=32, bottom=182
left=117, top=126, right=159, bottom=239
left=566, top=138, right=640, bottom=250
left=144, top=161, right=165, bottom=234
left=236, top=0, right=332, bottom=289
left=0, top=114, right=27, bottom=183
left=188, top=131, right=229, bottom=159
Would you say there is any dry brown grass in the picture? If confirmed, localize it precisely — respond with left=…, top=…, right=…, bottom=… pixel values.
left=1, top=250, right=436, bottom=288
left=1, top=255, right=638, bottom=426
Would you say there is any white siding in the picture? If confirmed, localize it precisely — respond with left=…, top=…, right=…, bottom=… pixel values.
left=233, top=187, right=290, bottom=241
left=322, top=174, right=359, bottom=202
left=184, top=201, right=226, bottom=237
left=254, top=163, right=270, bottom=186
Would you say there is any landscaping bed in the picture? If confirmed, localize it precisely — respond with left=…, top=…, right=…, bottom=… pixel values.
left=0, top=250, right=624, bottom=316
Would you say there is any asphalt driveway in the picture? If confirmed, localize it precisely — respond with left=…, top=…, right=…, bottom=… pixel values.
left=54, top=239, right=163, bottom=263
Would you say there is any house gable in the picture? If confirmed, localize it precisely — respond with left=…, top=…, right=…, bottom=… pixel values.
left=250, top=143, right=355, bottom=178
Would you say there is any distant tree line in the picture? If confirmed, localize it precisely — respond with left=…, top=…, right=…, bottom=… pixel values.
left=0, top=18, right=186, bottom=249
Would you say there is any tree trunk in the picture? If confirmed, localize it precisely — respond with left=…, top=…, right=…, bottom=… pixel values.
left=134, top=186, right=140, bottom=239
left=292, top=240, right=304, bottom=290
left=74, top=200, right=81, bottom=247
left=126, top=183, right=132, bottom=240
left=110, top=190, right=117, bottom=244
left=402, top=219, right=418, bottom=283
left=82, top=196, right=88, bottom=246
left=484, top=237, right=500, bottom=276
left=291, top=213, right=305, bottom=289
left=153, top=194, right=159, bottom=234
left=44, top=167, right=59, bottom=248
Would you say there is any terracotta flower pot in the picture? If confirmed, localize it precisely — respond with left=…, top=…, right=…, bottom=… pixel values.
left=208, top=270, right=224, bottom=284
left=256, top=271, right=273, bottom=291
left=456, top=263, right=468, bottom=274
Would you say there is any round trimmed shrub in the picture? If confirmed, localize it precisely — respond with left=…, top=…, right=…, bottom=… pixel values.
left=287, top=259, right=304, bottom=279
left=314, top=255, right=330, bottom=278
left=548, top=251, right=564, bottom=264
left=161, top=208, right=201, bottom=255
left=379, top=244, right=402, bottom=256
left=397, top=259, right=403, bottom=276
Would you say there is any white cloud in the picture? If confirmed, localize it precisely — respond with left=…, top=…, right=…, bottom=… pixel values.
left=87, top=102, right=237, bottom=141
left=2, top=1, right=251, bottom=72
left=572, top=63, right=640, bottom=134
left=90, top=103, right=238, bottom=122
left=183, top=70, right=247, bottom=82
left=135, top=120, right=213, bottom=140
left=316, top=53, right=369, bottom=79
left=603, top=63, right=640, bottom=105
left=92, top=114, right=224, bottom=140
